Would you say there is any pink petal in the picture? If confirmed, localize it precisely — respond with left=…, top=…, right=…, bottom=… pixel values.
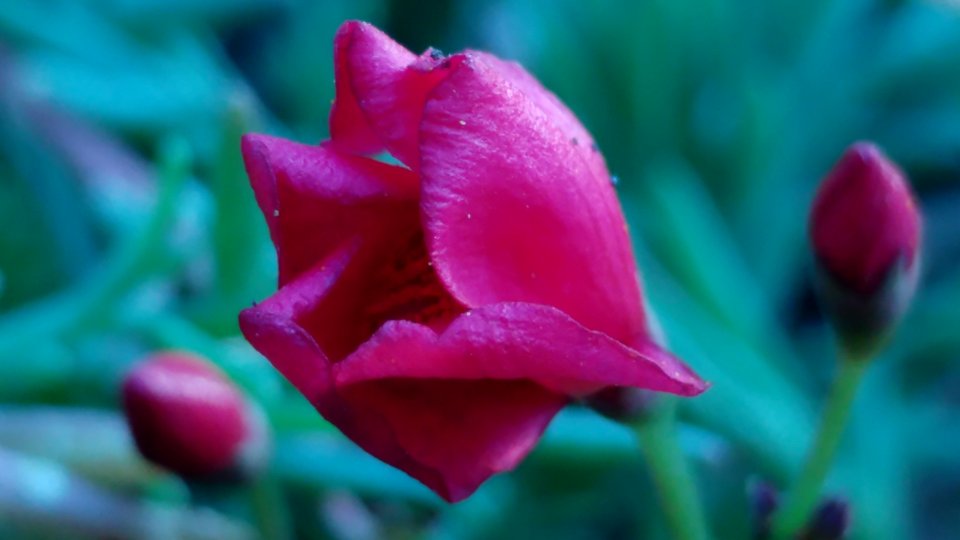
left=335, top=303, right=707, bottom=396
left=239, top=181, right=465, bottom=362
left=336, top=303, right=706, bottom=398
left=333, top=378, right=565, bottom=502
left=328, top=20, right=460, bottom=168
left=325, top=302, right=704, bottom=500
left=418, top=54, right=648, bottom=344
left=241, top=133, right=419, bottom=285
left=239, top=244, right=355, bottom=399
left=240, top=255, right=565, bottom=503
left=468, top=51, right=609, bottom=184
left=329, top=22, right=385, bottom=155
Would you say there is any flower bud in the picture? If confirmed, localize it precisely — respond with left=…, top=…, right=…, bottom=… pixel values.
left=809, top=142, right=922, bottom=357
left=748, top=480, right=780, bottom=540
left=122, top=352, right=268, bottom=482
left=800, top=497, right=850, bottom=540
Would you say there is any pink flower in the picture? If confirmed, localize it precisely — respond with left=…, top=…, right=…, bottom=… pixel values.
left=809, top=142, right=922, bottom=353
left=122, top=352, right=265, bottom=479
left=810, top=142, right=922, bottom=295
left=239, top=20, right=706, bottom=502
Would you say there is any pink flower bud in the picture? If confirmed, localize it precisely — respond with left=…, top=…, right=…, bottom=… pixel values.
left=122, top=352, right=266, bottom=480
left=809, top=142, right=922, bottom=355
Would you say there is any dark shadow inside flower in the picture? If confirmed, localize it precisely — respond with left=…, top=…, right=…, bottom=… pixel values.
left=360, top=230, right=464, bottom=331
left=294, top=228, right=467, bottom=362
left=241, top=134, right=473, bottom=364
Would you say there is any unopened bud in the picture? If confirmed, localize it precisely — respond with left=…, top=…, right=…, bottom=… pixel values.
left=800, top=497, right=851, bottom=540
left=809, top=142, right=922, bottom=357
left=748, top=480, right=780, bottom=540
left=122, top=351, right=268, bottom=482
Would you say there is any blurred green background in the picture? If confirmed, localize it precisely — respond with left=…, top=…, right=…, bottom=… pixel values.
left=0, top=0, right=959, bottom=538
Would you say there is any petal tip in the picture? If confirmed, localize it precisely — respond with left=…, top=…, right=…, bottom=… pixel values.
left=440, top=485, right=472, bottom=504
left=846, top=140, right=882, bottom=165
left=239, top=134, right=280, bottom=229
left=678, top=377, right=711, bottom=397
left=334, top=19, right=371, bottom=43
left=240, top=133, right=270, bottom=166
left=664, top=357, right=709, bottom=397
left=237, top=304, right=267, bottom=342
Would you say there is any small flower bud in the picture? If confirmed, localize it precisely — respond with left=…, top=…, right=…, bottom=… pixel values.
left=122, top=352, right=268, bottom=482
left=809, top=142, right=922, bottom=357
left=800, top=497, right=851, bottom=540
left=748, top=480, right=780, bottom=540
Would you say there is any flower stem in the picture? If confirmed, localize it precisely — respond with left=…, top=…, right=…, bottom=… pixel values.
left=249, top=476, right=293, bottom=540
left=771, top=357, right=868, bottom=538
left=0, top=137, right=190, bottom=356
left=634, top=400, right=711, bottom=540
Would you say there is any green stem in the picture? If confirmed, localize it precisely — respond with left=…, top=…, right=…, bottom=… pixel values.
left=248, top=476, right=293, bottom=540
left=771, top=358, right=868, bottom=538
left=0, top=137, right=190, bottom=355
left=634, top=400, right=711, bottom=540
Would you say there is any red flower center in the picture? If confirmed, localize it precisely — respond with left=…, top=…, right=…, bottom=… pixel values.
left=295, top=225, right=465, bottom=362
left=363, top=230, right=464, bottom=333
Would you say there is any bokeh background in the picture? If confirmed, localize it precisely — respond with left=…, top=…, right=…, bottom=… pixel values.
left=1, top=0, right=959, bottom=538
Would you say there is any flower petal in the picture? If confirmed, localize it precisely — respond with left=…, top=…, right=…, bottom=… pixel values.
left=239, top=243, right=357, bottom=400
left=329, top=20, right=460, bottom=168
left=468, top=51, right=609, bottom=184
left=329, top=22, right=384, bottom=155
left=240, top=183, right=465, bottom=362
left=241, top=133, right=419, bottom=285
left=333, top=378, right=565, bottom=502
left=325, top=302, right=704, bottom=500
left=418, top=55, right=647, bottom=343
left=336, top=303, right=707, bottom=399
left=240, top=251, right=564, bottom=503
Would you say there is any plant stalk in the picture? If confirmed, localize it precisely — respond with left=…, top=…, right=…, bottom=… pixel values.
left=770, top=358, right=868, bottom=538
left=634, top=400, right=711, bottom=540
